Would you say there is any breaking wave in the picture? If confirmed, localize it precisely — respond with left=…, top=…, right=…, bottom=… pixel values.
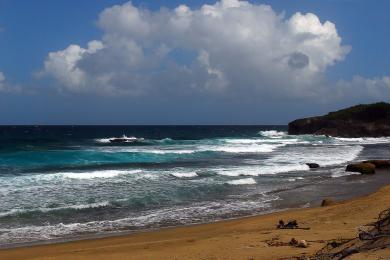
left=170, top=170, right=198, bottom=178
left=215, top=164, right=310, bottom=177
left=0, top=201, right=110, bottom=218
left=227, top=178, right=256, bottom=185
left=60, top=169, right=143, bottom=179
left=259, top=130, right=287, bottom=138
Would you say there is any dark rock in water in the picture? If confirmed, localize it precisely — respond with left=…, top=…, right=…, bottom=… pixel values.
left=108, top=135, right=144, bottom=144
left=346, top=163, right=376, bottom=174
left=321, top=198, right=335, bottom=207
left=288, top=102, right=390, bottom=137
left=306, top=163, right=320, bottom=169
left=109, top=137, right=129, bottom=143
left=363, top=160, right=390, bottom=169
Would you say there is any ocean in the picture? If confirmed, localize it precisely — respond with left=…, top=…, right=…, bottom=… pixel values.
left=1, top=125, right=390, bottom=247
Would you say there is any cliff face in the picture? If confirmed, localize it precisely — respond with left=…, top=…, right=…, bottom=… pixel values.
left=288, top=102, right=390, bottom=137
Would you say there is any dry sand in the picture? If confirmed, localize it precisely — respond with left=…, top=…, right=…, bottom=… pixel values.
left=1, top=184, right=390, bottom=259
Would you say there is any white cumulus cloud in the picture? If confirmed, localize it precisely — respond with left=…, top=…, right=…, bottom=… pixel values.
left=40, top=0, right=354, bottom=98
left=39, top=41, right=104, bottom=92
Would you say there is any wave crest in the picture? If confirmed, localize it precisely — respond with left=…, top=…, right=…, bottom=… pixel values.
left=61, top=169, right=142, bottom=179
left=259, top=130, right=287, bottom=138
left=0, top=201, right=110, bottom=218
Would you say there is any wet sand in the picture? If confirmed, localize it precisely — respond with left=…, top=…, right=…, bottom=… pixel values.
left=1, top=171, right=390, bottom=259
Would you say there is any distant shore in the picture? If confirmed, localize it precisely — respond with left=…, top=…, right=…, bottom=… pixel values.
left=1, top=170, right=390, bottom=259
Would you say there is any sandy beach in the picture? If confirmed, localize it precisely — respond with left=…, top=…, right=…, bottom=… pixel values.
left=1, top=176, right=389, bottom=259
left=1, top=0, right=390, bottom=257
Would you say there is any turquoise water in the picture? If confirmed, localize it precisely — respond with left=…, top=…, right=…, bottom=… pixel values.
left=1, top=126, right=390, bottom=246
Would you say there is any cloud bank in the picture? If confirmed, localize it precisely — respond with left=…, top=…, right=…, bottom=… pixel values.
left=40, top=0, right=357, bottom=99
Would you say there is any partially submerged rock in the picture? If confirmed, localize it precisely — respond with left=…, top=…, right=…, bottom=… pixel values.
left=306, top=163, right=320, bottom=169
left=346, top=163, right=376, bottom=174
left=321, top=198, right=335, bottom=207
left=363, top=160, right=390, bottom=169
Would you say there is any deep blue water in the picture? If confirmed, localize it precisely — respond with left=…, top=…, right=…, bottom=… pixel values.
left=1, top=125, right=390, bottom=246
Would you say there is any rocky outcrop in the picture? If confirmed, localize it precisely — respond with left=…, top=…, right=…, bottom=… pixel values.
left=346, top=163, right=376, bottom=174
left=288, top=102, right=390, bottom=137
left=306, top=163, right=319, bottom=169
left=346, top=160, right=390, bottom=175
left=363, top=160, right=390, bottom=168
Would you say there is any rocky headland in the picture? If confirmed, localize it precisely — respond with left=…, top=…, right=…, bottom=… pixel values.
left=288, top=102, right=390, bottom=137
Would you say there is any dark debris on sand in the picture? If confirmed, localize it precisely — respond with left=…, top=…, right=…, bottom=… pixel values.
left=314, top=208, right=390, bottom=259
left=277, top=220, right=310, bottom=230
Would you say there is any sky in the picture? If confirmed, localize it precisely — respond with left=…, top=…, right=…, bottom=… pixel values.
left=0, top=0, right=389, bottom=125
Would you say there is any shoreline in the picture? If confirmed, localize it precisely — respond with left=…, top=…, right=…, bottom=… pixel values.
left=1, top=172, right=390, bottom=259
left=2, top=167, right=389, bottom=251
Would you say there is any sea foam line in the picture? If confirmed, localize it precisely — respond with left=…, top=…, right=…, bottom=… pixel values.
left=170, top=171, right=198, bottom=178
left=215, top=164, right=310, bottom=177
left=95, top=143, right=286, bottom=155
left=59, top=169, right=142, bottom=179
left=0, top=197, right=278, bottom=244
left=0, top=201, right=111, bottom=218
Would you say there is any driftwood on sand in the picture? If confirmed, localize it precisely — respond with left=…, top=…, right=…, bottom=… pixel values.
left=315, top=208, right=390, bottom=259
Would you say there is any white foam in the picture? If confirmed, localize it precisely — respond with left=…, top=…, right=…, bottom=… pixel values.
left=97, top=147, right=195, bottom=154
left=170, top=171, right=198, bottom=178
left=205, top=143, right=284, bottom=153
left=227, top=178, right=256, bottom=185
left=222, top=138, right=304, bottom=145
left=0, top=201, right=110, bottom=217
left=260, top=164, right=310, bottom=175
left=215, top=164, right=310, bottom=177
left=216, top=167, right=259, bottom=177
left=331, top=168, right=361, bottom=178
left=61, top=170, right=142, bottom=179
left=259, top=130, right=287, bottom=138
left=269, top=145, right=363, bottom=167
left=0, top=169, right=147, bottom=189
left=95, top=138, right=112, bottom=143
left=113, top=143, right=284, bottom=155
left=287, top=177, right=304, bottom=182
left=0, top=198, right=278, bottom=244
left=334, top=137, right=390, bottom=145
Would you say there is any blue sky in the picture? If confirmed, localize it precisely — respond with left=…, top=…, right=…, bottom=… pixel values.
left=0, top=0, right=389, bottom=124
